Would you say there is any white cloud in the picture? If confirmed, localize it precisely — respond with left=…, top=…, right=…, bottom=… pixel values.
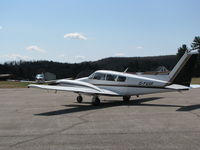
left=64, top=32, right=87, bottom=40
left=114, top=53, right=125, bottom=57
left=26, top=45, right=46, bottom=53
left=0, top=54, right=31, bottom=61
left=75, top=55, right=86, bottom=59
left=136, top=46, right=144, bottom=49
left=0, top=26, right=2, bottom=30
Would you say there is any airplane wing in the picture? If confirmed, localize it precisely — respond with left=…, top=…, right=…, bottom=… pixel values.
left=28, top=84, right=119, bottom=96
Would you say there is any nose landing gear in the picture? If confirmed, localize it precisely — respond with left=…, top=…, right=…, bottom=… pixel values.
left=76, top=95, right=83, bottom=103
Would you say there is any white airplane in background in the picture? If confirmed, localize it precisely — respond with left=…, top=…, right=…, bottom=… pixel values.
left=28, top=50, right=200, bottom=105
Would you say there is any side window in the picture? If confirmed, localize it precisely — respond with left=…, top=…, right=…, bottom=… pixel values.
left=117, top=76, right=126, bottom=82
left=93, top=73, right=106, bottom=80
left=106, top=74, right=117, bottom=81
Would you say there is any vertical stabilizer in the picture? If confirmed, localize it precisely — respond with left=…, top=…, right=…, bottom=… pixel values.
left=168, top=50, right=199, bottom=86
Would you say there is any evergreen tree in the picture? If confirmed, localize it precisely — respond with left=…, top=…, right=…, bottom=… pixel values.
left=177, top=44, right=189, bottom=60
left=191, top=36, right=200, bottom=51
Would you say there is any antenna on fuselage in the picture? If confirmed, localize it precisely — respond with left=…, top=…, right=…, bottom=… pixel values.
left=124, top=68, right=128, bottom=73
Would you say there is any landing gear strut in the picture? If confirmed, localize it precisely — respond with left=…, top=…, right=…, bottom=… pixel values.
left=123, top=96, right=131, bottom=102
left=92, top=96, right=100, bottom=106
left=77, top=95, right=83, bottom=103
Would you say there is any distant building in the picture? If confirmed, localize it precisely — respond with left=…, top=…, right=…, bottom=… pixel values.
left=0, top=74, right=12, bottom=81
left=44, top=72, right=56, bottom=81
left=130, top=66, right=170, bottom=75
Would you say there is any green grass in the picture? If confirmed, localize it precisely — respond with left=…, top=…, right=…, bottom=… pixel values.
left=191, top=78, right=200, bottom=84
left=0, top=81, right=31, bottom=88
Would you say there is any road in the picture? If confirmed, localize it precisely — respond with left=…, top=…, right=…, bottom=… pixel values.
left=0, top=88, right=200, bottom=149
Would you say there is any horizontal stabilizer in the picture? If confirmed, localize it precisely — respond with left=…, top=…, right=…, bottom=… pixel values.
left=165, top=84, right=189, bottom=90
left=190, top=84, right=200, bottom=89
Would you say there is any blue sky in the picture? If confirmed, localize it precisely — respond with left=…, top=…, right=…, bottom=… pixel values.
left=0, top=0, right=200, bottom=63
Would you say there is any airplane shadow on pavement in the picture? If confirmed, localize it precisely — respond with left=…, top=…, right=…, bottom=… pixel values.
left=176, top=104, right=200, bottom=111
left=35, top=97, right=186, bottom=116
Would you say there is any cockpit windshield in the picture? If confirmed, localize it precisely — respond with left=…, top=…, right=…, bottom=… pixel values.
left=93, top=73, right=106, bottom=80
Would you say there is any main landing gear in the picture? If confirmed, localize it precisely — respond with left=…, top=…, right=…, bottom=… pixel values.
left=92, top=96, right=100, bottom=106
left=123, top=96, right=131, bottom=102
left=76, top=95, right=101, bottom=106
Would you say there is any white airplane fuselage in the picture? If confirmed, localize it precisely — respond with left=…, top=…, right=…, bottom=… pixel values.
left=77, top=70, right=170, bottom=96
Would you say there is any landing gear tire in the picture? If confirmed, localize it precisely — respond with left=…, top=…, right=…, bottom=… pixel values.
left=123, top=96, right=131, bottom=102
left=92, top=97, right=100, bottom=106
left=77, top=96, right=83, bottom=103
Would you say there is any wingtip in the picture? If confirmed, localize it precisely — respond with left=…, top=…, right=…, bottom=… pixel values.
left=27, top=84, right=34, bottom=88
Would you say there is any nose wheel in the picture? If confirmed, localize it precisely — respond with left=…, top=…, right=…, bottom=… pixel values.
left=77, top=95, right=83, bottom=103
left=92, top=96, right=100, bottom=106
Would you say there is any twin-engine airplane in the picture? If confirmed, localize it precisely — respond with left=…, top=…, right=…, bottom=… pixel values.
left=28, top=50, right=200, bottom=105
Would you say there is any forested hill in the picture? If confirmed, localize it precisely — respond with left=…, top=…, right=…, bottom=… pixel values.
left=92, top=55, right=177, bottom=71
left=76, top=55, right=177, bottom=78
left=0, top=54, right=199, bottom=80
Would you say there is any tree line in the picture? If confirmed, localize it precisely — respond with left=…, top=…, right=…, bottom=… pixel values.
left=0, top=36, right=200, bottom=80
